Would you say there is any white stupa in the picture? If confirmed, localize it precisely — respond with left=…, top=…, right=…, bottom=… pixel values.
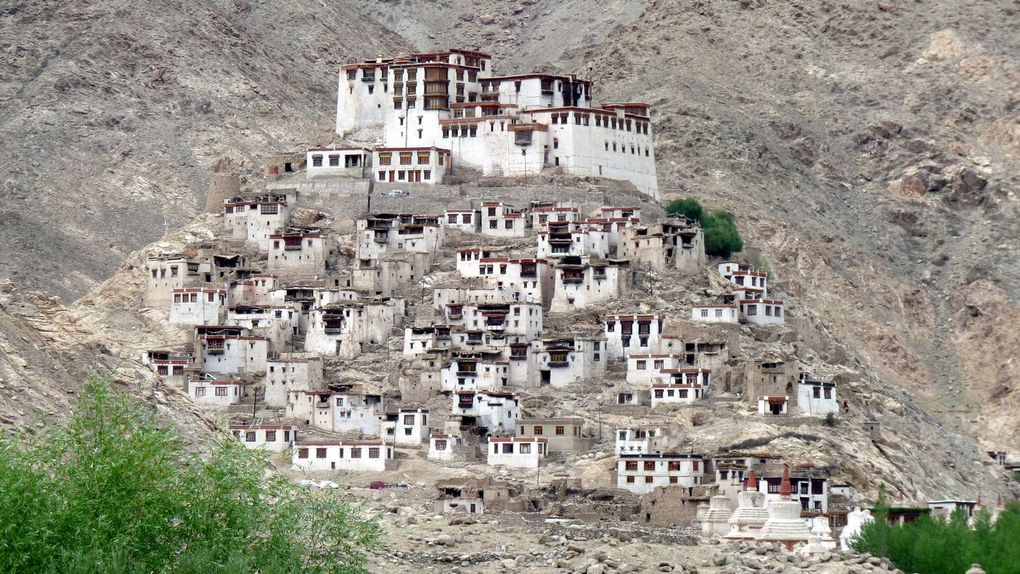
left=796, top=515, right=838, bottom=555
left=757, top=465, right=813, bottom=551
left=701, top=494, right=735, bottom=536
left=839, top=506, right=873, bottom=549
left=724, top=470, right=769, bottom=540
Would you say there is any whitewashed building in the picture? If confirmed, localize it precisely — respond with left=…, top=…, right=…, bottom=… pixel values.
left=626, top=353, right=684, bottom=386
left=443, top=208, right=479, bottom=233
left=223, top=194, right=292, bottom=251
left=441, top=354, right=510, bottom=392
left=443, top=302, right=543, bottom=340
left=231, top=424, right=297, bottom=452
left=268, top=228, right=328, bottom=276
left=479, top=202, right=530, bottom=237
left=427, top=433, right=466, bottom=462
left=231, top=274, right=281, bottom=306
left=145, top=254, right=201, bottom=308
left=170, top=288, right=228, bottom=326
left=452, top=391, right=520, bottom=433
left=691, top=304, right=740, bottom=324
left=372, top=147, right=452, bottom=184
left=604, top=314, right=662, bottom=361
left=615, top=426, right=682, bottom=455
left=286, top=390, right=385, bottom=436
left=355, top=213, right=445, bottom=261
left=536, top=221, right=611, bottom=259
left=265, top=354, right=324, bottom=409
left=531, top=337, right=606, bottom=388
left=226, top=304, right=299, bottom=351
left=381, top=408, right=429, bottom=445
left=336, top=49, right=660, bottom=195
left=304, top=300, right=401, bottom=358
left=189, top=378, right=244, bottom=407
left=550, top=256, right=629, bottom=312
left=306, top=147, right=372, bottom=179
left=616, top=453, right=707, bottom=494
left=292, top=441, right=393, bottom=472
left=487, top=437, right=546, bottom=469
left=196, top=326, right=268, bottom=375
left=796, top=374, right=838, bottom=416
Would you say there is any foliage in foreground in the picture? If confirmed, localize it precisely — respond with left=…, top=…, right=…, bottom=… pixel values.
left=851, top=485, right=1020, bottom=574
left=666, top=197, right=744, bottom=258
left=0, top=376, right=380, bottom=574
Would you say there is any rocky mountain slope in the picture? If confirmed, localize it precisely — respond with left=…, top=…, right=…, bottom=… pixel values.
left=1, top=0, right=1018, bottom=497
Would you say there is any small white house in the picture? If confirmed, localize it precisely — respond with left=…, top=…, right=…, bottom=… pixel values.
left=189, top=379, right=244, bottom=406
left=550, top=256, right=628, bottom=312
left=306, top=147, right=372, bottom=179
left=616, top=453, right=706, bottom=494
left=372, top=147, right=451, bottom=184
left=604, top=314, right=661, bottom=361
left=268, top=229, right=327, bottom=276
left=292, top=441, right=394, bottom=472
left=796, top=374, right=838, bottom=416
left=265, top=354, right=324, bottom=409
left=231, top=424, right=297, bottom=452
left=479, top=202, right=529, bottom=237
left=170, top=288, right=227, bottom=326
left=427, top=433, right=465, bottom=462
left=650, top=383, right=704, bottom=407
left=739, top=299, right=786, bottom=325
left=487, top=437, right=546, bottom=469
left=452, top=391, right=520, bottom=433
left=615, top=427, right=681, bottom=455
left=626, top=353, right=684, bottom=385
left=443, top=209, right=479, bottom=233
left=691, top=304, right=739, bottom=324
left=223, top=194, right=292, bottom=251
left=382, top=408, right=429, bottom=445
left=199, top=333, right=268, bottom=375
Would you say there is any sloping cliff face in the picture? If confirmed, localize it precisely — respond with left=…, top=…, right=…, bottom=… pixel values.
left=1, top=0, right=1018, bottom=475
left=0, top=0, right=408, bottom=300
left=0, top=279, right=216, bottom=446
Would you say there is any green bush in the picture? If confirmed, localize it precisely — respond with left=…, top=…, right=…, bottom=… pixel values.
left=703, top=212, right=743, bottom=258
left=0, top=376, right=380, bottom=574
left=851, top=484, right=1020, bottom=574
left=665, top=198, right=743, bottom=258
left=665, top=197, right=705, bottom=224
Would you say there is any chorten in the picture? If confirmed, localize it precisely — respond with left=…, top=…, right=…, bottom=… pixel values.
left=839, top=506, right=873, bottom=549
left=757, top=465, right=813, bottom=551
left=701, top=494, right=735, bottom=536
left=724, top=471, right=769, bottom=540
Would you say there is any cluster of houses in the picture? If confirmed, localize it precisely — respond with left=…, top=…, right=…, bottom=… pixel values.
left=130, top=46, right=1017, bottom=548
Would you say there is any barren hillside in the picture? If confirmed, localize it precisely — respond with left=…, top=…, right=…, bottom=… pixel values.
left=1, top=0, right=1018, bottom=490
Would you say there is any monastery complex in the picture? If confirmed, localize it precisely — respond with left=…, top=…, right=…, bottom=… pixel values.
left=134, top=48, right=1017, bottom=556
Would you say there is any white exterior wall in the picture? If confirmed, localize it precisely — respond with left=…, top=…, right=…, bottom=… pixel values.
left=650, top=385, right=703, bottom=407
left=529, top=109, right=658, bottom=197
left=487, top=439, right=545, bottom=469
left=757, top=396, right=790, bottom=415
left=305, top=302, right=398, bottom=358
left=550, top=264, right=626, bottom=312
left=307, top=148, right=371, bottom=179
left=531, top=207, right=580, bottom=229
left=265, top=356, right=323, bottom=409
left=292, top=443, right=393, bottom=472
left=616, top=455, right=706, bottom=495
left=268, top=234, right=326, bottom=275
left=170, top=289, right=227, bottom=326
left=797, top=382, right=839, bottom=416
left=443, top=210, right=478, bottom=233
left=224, top=200, right=292, bottom=251
left=604, top=315, right=661, bottom=361
left=383, top=409, right=429, bottom=445
left=452, top=392, right=520, bottom=433
left=479, top=203, right=529, bottom=237
left=200, top=337, right=268, bottom=374
left=189, top=380, right=243, bottom=406
left=145, top=258, right=199, bottom=308
left=336, top=64, right=392, bottom=136
left=441, top=359, right=508, bottom=392
left=537, top=228, right=610, bottom=259
left=233, top=425, right=297, bottom=452
left=226, top=306, right=299, bottom=351
left=691, top=306, right=740, bottom=324
left=372, top=148, right=449, bottom=185
left=533, top=339, right=605, bottom=388
left=741, top=301, right=785, bottom=325
left=626, top=354, right=684, bottom=385
left=427, top=435, right=463, bottom=462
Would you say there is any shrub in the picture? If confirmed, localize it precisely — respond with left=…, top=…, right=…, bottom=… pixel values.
left=666, top=197, right=705, bottom=224
left=703, top=212, right=744, bottom=258
left=852, top=484, right=1020, bottom=574
left=665, top=197, right=743, bottom=258
left=0, top=375, right=380, bottom=574
left=824, top=412, right=837, bottom=427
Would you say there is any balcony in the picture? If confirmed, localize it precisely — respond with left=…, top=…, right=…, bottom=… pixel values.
left=323, top=327, right=344, bottom=335
left=547, top=360, right=568, bottom=368
left=562, top=276, right=583, bottom=284
left=447, top=312, right=463, bottom=320
left=456, top=370, right=477, bottom=377
left=361, top=74, right=375, bottom=83
left=284, top=243, right=302, bottom=251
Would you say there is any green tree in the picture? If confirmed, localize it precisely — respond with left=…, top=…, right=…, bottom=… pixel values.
left=703, top=212, right=744, bottom=258
left=0, top=375, right=380, bottom=574
left=665, top=197, right=705, bottom=224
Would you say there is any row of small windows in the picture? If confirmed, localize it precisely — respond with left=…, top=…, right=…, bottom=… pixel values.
left=603, top=140, right=651, bottom=156
left=297, top=446, right=383, bottom=459
left=346, top=67, right=481, bottom=83
left=550, top=112, right=650, bottom=135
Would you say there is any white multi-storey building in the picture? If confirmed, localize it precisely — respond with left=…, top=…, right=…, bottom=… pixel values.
left=170, top=288, right=227, bottom=327
left=381, top=408, right=429, bottom=445
left=223, top=194, right=292, bottom=251
left=604, top=314, right=662, bottom=361
left=550, top=256, right=629, bottom=312
left=231, top=424, right=297, bottom=453
left=265, top=354, right=323, bottom=409
left=616, top=453, right=707, bottom=495
left=268, top=228, right=328, bottom=276
left=536, top=221, right=611, bottom=259
left=335, top=50, right=658, bottom=196
left=487, top=437, right=546, bottom=469
left=451, top=391, right=520, bottom=433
